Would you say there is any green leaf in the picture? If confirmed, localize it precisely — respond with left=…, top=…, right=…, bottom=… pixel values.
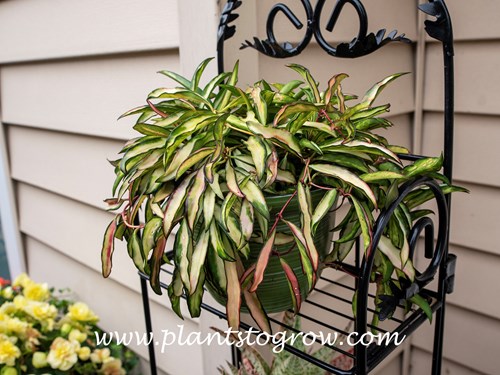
left=210, top=220, right=235, bottom=261
left=310, top=164, right=377, bottom=207
left=350, top=195, right=372, bottom=251
left=358, top=73, right=407, bottom=109
left=101, top=219, right=117, bottom=278
left=311, top=189, right=338, bottom=235
left=189, top=228, right=210, bottom=293
left=148, top=88, right=214, bottom=111
left=298, top=183, right=319, bottom=271
left=224, top=259, right=241, bottom=330
left=324, top=73, right=349, bottom=105
left=280, top=258, right=302, bottom=314
left=142, top=217, right=163, bottom=259
left=317, top=153, right=369, bottom=173
left=410, top=294, right=433, bottom=322
left=202, top=72, right=231, bottom=99
left=187, top=268, right=205, bottom=318
left=176, top=147, right=215, bottom=179
left=175, top=219, right=193, bottom=292
left=403, top=154, right=443, bottom=178
left=240, top=179, right=270, bottom=221
left=164, top=114, right=215, bottom=162
left=377, top=236, right=415, bottom=280
left=245, top=136, right=268, bottom=181
left=158, top=70, right=191, bottom=89
left=225, top=160, right=244, bottom=198
left=249, top=86, right=268, bottom=125
left=360, top=171, right=405, bottom=182
left=263, top=144, right=278, bottom=188
left=203, top=187, right=216, bottom=230
left=282, top=219, right=315, bottom=290
left=159, top=136, right=198, bottom=182
left=273, top=102, right=320, bottom=126
left=247, top=120, right=302, bottom=157
left=191, top=57, right=214, bottom=91
left=186, top=169, right=207, bottom=229
left=249, top=228, right=276, bottom=292
left=240, top=199, right=254, bottom=242
left=276, top=169, right=296, bottom=184
left=168, top=269, right=184, bottom=319
left=216, top=60, right=239, bottom=111
left=320, top=139, right=400, bottom=162
left=149, top=236, right=167, bottom=294
left=163, top=173, right=194, bottom=238
left=133, top=123, right=171, bottom=137
left=299, top=138, right=322, bottom=155
left=287, top=64, right=321, bottom=103
left=302, top=121, right=338, bottom=137
left=242, top=288, right=271, bottom=334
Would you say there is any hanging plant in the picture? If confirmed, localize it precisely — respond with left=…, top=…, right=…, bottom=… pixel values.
left=101, top=58, right=465, bottom=332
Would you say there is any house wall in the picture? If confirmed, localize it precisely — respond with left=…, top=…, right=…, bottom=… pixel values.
left=0, top=0, right=498, bottom=374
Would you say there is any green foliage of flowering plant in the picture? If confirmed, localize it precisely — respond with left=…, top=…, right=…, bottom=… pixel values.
left=101, top=58, right=466, bottom=332
left=0, top=274, right=139, bottom=374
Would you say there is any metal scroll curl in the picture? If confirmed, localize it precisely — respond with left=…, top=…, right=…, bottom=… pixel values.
left=238, top=0, right=410, bottom=58
left=358, top=177, right=449, bottom=318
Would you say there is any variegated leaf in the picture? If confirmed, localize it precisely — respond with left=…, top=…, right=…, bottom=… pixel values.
left=175, top=219, right=193, bottom=292
left=249, top=228, right=276, bottom=293
left=240, top=179, right=270, bottom=221
left=189, top=228, right=210, bottom=293
left=311, top=189, right=338, bottom=235
left=280, top=257, right=301, bottom=314
left=101, top=219, right=117, bottom=278
left=163, top=173, right=194, bottom=238
left=240, top=199, right=254, bottom=242
left=186, top=169, right=207, bottom=229
left=224, top=259, right=241, bottom=330
left=310, top=164, right=377, bottom=207
left=245, top=136, right=268, bottom=181
left=247, top=120, right=302, bottom=157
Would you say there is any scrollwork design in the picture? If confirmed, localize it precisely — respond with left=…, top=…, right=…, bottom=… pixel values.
left=239, top=0, right=410, bottom=58
left=217, top=0, right=243, bottom=72
left=358, top=177, right=448, bottom=320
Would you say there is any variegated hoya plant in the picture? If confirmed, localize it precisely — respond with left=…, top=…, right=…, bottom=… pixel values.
left=101, top=58, right=463, bottom=332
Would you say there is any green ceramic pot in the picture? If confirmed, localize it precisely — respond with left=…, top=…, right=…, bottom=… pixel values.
left=206, top=189, right=334, bottom=313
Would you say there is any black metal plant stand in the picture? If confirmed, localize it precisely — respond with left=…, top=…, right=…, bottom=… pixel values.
left=140, top=1, right=456, bottom=374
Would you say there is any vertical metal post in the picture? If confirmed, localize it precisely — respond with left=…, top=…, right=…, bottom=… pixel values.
left=431, top=1, right=454, bottom=374
left=140, top=276, right=158, bottom=375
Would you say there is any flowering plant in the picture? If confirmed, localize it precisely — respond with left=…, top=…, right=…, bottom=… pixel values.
left=0, top=274, right=139, bottom=374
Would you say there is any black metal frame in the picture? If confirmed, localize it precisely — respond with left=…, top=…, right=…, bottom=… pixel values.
left=140, top=1, right=456, bottom=373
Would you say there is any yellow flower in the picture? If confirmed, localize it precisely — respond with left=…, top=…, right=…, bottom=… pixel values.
left=32, top=351, right=48, bottom=368
left=5, top=317, right=29, bottom=336
left=2, top=287, right=13, bottom=300
left=13, top=296, right=27, bottom=310
left=69, top=329, right=87, bottom=343
left=0, top=303, right=16, bottom=315
left=77, top=346, right=91, bottom=361
left=0, top=337, right=21, bottom=367
left=23, top=282, right=50, bottom=301
left=67, top=302, right=98, bottom=324
left=90, top=348, right=111, bottom=364
left=100, top=358, right=126, bottom=375
left=47, top=337, right=79, bottom=371
left=24, top=301, right=57, bottom=322
left=12, top=273, right=32, bottom=288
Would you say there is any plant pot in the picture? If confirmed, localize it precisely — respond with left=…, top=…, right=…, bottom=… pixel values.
left=206, top=189, right=335, bottom=314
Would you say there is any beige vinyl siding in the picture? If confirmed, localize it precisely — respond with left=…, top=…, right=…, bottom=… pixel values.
left=0, top=1, right=229, bottom=374
left=0, top=0, right=180, bottom=63
left=1, top=0, right=498, bottom=374
left=408, top=1, right=500, bottom=374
